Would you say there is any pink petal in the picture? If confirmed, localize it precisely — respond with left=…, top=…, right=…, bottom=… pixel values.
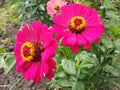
left=67, top=33, right=77, bottom=46
left=51, top=24, right=66, bottom=35
left=41, top=52, right=49, bottom=61
left=62, top=30, right=71, bottom=38
left=33, top=62, right=43, bottom=83
left=86, top=10, right=102, bottom=26
left=77, top=34, right=87, bottom=45
left=82, top=25, right=104, bottom=42
left=95, top=38, right=100, bottom=43
left=31, top=21, right=43, bottom=41
left=41, top=62, right=49, bottom=74
left=53, top=14, right=70, bottom=25
left=73, top=4, right=84, bottom=16
left=23, top=62, right=38, bottom=80
left=47, top=59, right=56, bottom=69
left=60, top=4, right=74, bottom=20
left=61, top=38, right=69, bottom=46
left=46, top=69, right=54, bottom=80
left=16, top=60, right=26, bottom=72
left=14, top=42, right=22, bottom=57
left=80, top=5, right=92, bottom=19
left=15, top=56, right=22, bottom=64
left=17, top=24, right=33, bottom=43
left=42, top=40, right=57, bottom=60
left=40, top=24, right=49, bottom=41
left=43, top=32, right=53, bottom=47
left=83, top=42, right=92, bottom=50
left=70, top=44, right=80, bottom=52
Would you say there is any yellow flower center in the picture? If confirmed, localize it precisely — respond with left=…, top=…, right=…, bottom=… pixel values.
left=70, top=16, right=86, bottom=33
left=21, top=42, right=35, bottom=62
left=54, top=4, right=60, bottom=10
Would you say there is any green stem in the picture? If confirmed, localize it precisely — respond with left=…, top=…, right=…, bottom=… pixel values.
left=62, top=48, right=69, bottom=59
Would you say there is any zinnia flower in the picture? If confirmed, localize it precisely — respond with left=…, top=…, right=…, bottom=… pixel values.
left=46, top=0, right=67, bottom=17
left=52, top=3, right=105, bottom=52
left=14, top=21, right=57, bottom=83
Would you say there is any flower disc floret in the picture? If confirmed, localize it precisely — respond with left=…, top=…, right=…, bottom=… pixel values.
left=54, top=4, right=60, bottom=10
left=21, top=42, right=35, bottom=62
left=70, top=16, right=86, bottom=33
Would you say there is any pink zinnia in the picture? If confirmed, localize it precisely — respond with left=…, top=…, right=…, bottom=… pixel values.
left=14, top=21, right=57, bottom=83
left=52, top=3, right=105, bottom=52
left=46, top=0, right=67, bottom=17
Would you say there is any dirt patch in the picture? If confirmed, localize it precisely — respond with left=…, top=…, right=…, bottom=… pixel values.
left=0, top=67, right=49, bottom=90
left=0, top=22, right=19, bottom=52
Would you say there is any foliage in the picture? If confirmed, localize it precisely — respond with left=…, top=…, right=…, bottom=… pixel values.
left=0, top=0, right=20, bottom=78
left=46, top=0, right=120, bottom=90
left=18, top=0, right=52, bottom=25
left=0, top=49, right=15, bottom=75
left=47, top=37, right=120, bottom=90
left=0, top=1, right=20, bottom=32
left=0, top=0, right=120, bottom=90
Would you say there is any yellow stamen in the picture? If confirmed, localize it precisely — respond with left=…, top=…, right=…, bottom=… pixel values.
left=21, top=42, right=35, bottom=62
left=54, top=4, right=60, bottom=10
left=70, top=16, right=86, bottom=31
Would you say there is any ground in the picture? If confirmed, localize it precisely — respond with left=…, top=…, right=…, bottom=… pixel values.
left=0, top=67, right=49, bottom=90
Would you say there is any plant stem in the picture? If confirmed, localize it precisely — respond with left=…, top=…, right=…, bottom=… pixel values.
left=62, top=48, right=69, bottom=59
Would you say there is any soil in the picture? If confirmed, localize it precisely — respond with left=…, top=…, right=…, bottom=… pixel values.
left=0, top=67, right=49, bottom=90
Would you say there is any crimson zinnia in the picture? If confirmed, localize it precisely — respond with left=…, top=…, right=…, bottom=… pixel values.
left=14, top=21, right=57, bottom=83
left=52, top=3, right=105, bottom=52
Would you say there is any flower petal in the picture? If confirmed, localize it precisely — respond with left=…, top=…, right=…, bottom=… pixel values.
left=46, top=69, right=54, bottom=80
left=82, top=25, right=104, bottom=42
left=70, top=44, right=80, bottom=52
left=77, top=34, right=87, bottom=45
left=23, top=62, right=38, bottom=80
left=83, top=41, right=92, bottom=50
left=67, top=33, right=77, bottom=46
left=33, top=62, right=43, bottom=83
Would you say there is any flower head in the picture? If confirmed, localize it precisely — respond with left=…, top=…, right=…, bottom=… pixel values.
left=53, top=3, right=105, bottom=52
left=14, top=21, right=57, bottom=83
left=46, top=0, right=67, bottom=17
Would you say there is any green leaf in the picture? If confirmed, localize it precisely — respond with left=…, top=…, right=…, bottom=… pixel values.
left=72, top=81, right=85, bottom=90
left=0, top=54, right=15, bottom=75
left=24, top=3, right=36, bottom=8
left=103, top=0, right=120, bottom=39
left=115, top=39, right=120, bottom=51
left=103, top=0, right=114, bottom=9
left=101, top=76, right=120, bottom=87
left=75, top=51, right=97, bottom=68
left=57, top=79, right=73, bottom=87
left=5, top=54, right=15, bottom=66
left=0, top=48, right=6, bottom=54
left=31, top=7, right=38, bottom=15
left=102, top=38, right=113, bottom=49
left=56, top=71, right=66, bottom=78
left=75, top=51, right=90, bottom=60
left=46, top=80, right=56, bottom=89
left=39, top=4, right=45, bottom=11
left=0, top=56, right=7, bottom=68
left=4, top=60, right=15, bottom=75
left=104, top=64, right=119, bottom=77
left=3, top=54, right=15, bottom=75
left=62, top=59, right=76, bottom=75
